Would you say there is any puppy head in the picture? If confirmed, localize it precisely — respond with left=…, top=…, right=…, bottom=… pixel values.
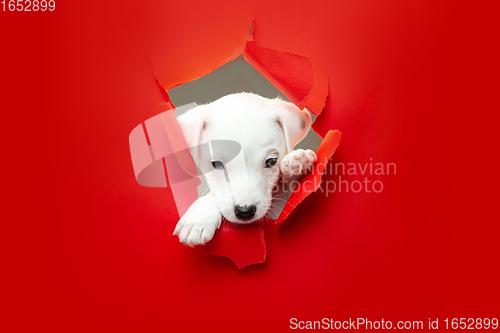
left=178, top=93, right=311, bottom=223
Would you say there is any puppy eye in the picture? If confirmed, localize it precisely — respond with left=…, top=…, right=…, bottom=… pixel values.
left=211, top=160, right=225, bottom=170
left=264, top=157, right=277, bottom=168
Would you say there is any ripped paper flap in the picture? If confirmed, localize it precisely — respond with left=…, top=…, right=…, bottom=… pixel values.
left=199, top=223, right=266, bottom=269
left=276, top=130, right=342, bottom=224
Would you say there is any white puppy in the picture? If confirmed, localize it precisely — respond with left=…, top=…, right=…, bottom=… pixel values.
left=173, top=93, right=317, bottom=246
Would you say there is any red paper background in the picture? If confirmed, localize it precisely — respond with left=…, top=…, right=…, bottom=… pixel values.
left=2, top=0, right=499, bottom=331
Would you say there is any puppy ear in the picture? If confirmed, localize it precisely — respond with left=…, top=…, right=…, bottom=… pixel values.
left=177, top=106, right=207, bottom=167
left=274, top=99, right=312, bottom=153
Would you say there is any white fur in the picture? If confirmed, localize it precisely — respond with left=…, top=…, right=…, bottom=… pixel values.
left=173, top=93, right=316, bottom=246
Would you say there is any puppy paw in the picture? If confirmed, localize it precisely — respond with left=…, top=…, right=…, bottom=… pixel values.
left=173, top=196, right=221, bottom=246
left=174, top=218, right=219, bottom=246
left=280, top=149, right=317, bottom=176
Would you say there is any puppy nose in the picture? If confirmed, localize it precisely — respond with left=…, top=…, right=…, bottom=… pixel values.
left=234, top=205, right=256, bottom=220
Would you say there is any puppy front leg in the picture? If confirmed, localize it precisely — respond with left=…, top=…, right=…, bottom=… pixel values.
left=173, top=193, right=221, bottom=246
left=267, top=149, right=317, bottom=218
left=280, top=149, right=317, bottom=177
